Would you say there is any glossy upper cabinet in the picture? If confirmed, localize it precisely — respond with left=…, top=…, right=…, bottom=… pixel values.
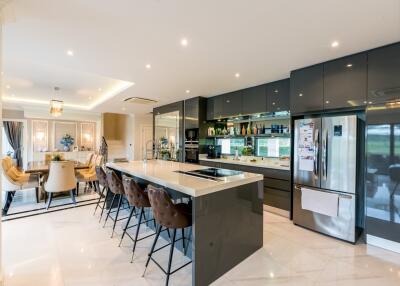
left=290, top=64, right=324, bottom=114
left=368, top=43, right=400, bottom=103
left=214, top=90, right=243, bottom=118
left=266, top=79, right=290, bottom=112
left=241, top=85, right=267, bottom=115
left=206, top=97, right=214, bottom=121
left=323, top=53, right=367, bottom=109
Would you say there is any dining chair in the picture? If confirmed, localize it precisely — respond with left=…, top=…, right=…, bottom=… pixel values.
left=76, top=155, right=104, bottom=195
left=44, top=160, right=77, bottom=210
left=1, top=157, right=40, bottom=215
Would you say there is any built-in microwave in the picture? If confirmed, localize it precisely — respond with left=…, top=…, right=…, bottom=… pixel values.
left=185, top=128, right=199, bottom=142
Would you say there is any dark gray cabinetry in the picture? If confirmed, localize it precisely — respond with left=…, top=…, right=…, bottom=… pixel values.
left=214, top=91, right=243, bottom=119
left=290, top=64, right=324, bottom=114
left=206, top=97, right=214, bottom=121
left=368, top=43, right=400, bottom=103
left=184, top=97, right=200, bottom=129
left=242, top=85, right=267, bottom=115
left=323, top=53, right=367, bottom=109
left=266, top=79, right=290, bottom=112
left=199, top=160, right=291, bottom=211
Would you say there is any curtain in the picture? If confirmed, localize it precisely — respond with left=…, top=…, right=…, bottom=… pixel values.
left=3, top=121, right=23, bottom=167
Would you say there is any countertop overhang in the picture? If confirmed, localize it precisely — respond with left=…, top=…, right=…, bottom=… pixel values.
left=106, top=160, right=263, bottom=197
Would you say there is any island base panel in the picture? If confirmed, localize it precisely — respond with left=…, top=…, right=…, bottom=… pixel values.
left=192, top=180, right=263, bottom=286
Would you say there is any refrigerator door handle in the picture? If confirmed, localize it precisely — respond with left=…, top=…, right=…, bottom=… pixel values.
left=322, top=129, right=328, bottom=179
left=313, top=128, right=319, bottom=177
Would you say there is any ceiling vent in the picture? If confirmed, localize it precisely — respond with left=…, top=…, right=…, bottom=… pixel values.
left=124, top=97, right=158, bottom=104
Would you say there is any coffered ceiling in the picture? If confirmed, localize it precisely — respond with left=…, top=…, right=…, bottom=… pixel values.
left=1, top=0, right=400, bottom=115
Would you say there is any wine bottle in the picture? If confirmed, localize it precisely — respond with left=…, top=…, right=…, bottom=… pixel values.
left=242, top=125, right=246, bottom=136
left=247, top=124, right=251, bottom=135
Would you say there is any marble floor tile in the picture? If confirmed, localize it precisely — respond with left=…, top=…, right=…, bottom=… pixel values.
left=3, top=205, right=400, bottom=286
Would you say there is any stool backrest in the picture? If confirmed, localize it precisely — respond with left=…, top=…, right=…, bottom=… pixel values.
left=95, top=166, right=108, bottom=187
left=147, top=185, right=190, bottom=228
left=106, top=169, right=124, bottom=195
left=122, top=175, right=150, bottom=208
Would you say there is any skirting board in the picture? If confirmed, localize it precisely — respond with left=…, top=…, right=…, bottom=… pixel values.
left=367, top=234, right=400, bottom=254
left=263, top=205, right=290, bottom=218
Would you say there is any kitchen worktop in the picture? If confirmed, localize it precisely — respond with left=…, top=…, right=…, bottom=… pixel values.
left=199, top=154, right=290, bottom=171
left=106, top=160, right=263, bottom=197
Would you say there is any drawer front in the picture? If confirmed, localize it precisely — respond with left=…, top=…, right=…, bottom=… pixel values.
left=264, top=178, right=291, bottom=191
left=264, top=187, right=291, bottom=211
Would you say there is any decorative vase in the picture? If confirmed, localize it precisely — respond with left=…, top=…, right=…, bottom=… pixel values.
left=63, top=145, right=70, bottom=152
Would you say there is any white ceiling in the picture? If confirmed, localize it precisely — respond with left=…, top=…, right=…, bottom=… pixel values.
left=2, top=0, right=400, bottom=115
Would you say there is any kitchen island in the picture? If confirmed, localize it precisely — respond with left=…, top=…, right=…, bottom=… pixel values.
left=106, top=160, right=264, bottom=286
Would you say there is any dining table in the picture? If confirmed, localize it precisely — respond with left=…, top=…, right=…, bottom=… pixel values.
left=24, top=160, right=90, bottom=202
left=25, top=160, right=89, bottom=174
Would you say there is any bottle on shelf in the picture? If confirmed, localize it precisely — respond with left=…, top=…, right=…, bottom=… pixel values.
left=253, top=124, right=257, bottom=135
left=241, top=125, right=246, bottom=136
left=246, top=124, right=251, bottom=135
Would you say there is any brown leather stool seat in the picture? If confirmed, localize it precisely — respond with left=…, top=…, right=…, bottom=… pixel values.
left=119, top=175, right=157, bottom=262
left=143, top=185, right=192, bottom=286
left=103, top=170, right=129, bottom=237
left=93, top=166, right=109, bottom=222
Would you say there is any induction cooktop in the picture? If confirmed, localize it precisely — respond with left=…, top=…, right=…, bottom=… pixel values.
left=175, top=167, right=243, bottom=181
left=190, top=168, right=242, bottom=177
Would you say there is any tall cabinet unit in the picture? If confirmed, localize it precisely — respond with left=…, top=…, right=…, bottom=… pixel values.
left=290, top=64, right=324, bottom=114
left=242, top=84, right=267, bottom=115
left=323, top=53, right=367, bottom=109
left=368, top=43, right=400, bottom=104
left=267, top=79, right=290, bottom=112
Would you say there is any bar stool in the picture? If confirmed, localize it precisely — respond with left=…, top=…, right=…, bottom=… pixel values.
left=120, top=175, right=157, bottom=262
left=94, top=166, right=109, bottom=222
left=143, top=185, right=192, bottom=286
left=103, top=169, right=130, bottom=237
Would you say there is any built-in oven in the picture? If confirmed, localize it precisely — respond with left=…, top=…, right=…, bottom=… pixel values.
left=185, top=128, right=199, bottom=142
left=185, top=142, right=199, bottom=163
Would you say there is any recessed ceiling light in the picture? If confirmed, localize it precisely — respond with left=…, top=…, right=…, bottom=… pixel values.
left=6, top=84, right=10, bottom=89
left=185, top=89, right=190, bottom=94
left=331, top=41, right=339, bottom=48
left=326, top=100, right=330, bottom=104
left=235, top=73, right=240, bottom=78
left=180, top=38, right=188, bottom=46
left=346, top=63, right=353, bottom=68
left=274, top=89, right=278, bottom=93
left=145, top=64, right=151, bottom=69
left=299, top=93, right=303, bottom=97
left=67, top=50, right=74, bottom=56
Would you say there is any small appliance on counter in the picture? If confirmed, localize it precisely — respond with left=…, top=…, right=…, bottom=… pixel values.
left=207, top=145, right=221, bottom=159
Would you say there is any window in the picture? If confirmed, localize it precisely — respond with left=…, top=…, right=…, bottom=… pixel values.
left=2, top=127, right=14, bottom=157
left=216, top=138, right=245, bottom=155
left=367, top=125, right=390, bottom=156
left=256, top=137, right=290, bottom=158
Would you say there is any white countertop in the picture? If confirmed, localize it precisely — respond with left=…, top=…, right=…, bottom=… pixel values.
left=199, top=154, right=290, bottom=171
left=106, top=160, right=263, bottom=197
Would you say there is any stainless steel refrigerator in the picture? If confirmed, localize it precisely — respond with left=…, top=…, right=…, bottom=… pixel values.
left=293, top=114, right=361, bottom=243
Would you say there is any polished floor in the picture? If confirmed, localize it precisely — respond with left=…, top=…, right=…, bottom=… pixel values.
left=3, top=206, right=400, bottom=286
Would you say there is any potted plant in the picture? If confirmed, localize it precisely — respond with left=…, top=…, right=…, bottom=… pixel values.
left=60, top=134, right=74, bottom=152
left=52, top=154, right=63, bottom=161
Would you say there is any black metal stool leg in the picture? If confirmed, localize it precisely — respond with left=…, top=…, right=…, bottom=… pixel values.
left=166, top=229, right=177, bottom=286
left=119, top=206, right=136, bottom=247
left=103, top=193, right=116, bottom=227
left=143, top=224, right=162, bottom=277
left=99, top=188, right=109, bottom=223
left=131, top=208, right=145, bottom=261
left=93, top=186, right=105, bottom=215
left=111, top=195, right=123, bottom=238
left=181, top=228, right=186, bottom=253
